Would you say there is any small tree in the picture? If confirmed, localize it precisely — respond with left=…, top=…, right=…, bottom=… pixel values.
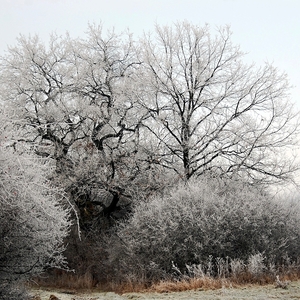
left=0, top=121, right=71, bottom=298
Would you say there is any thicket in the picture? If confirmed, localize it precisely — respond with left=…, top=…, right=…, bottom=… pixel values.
left=109, top=177, right=300, bottom=284
left=0, top=145, right=71, bottom=299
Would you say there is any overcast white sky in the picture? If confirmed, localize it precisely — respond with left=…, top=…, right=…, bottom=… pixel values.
left=1, top=0, right=300, bottom=107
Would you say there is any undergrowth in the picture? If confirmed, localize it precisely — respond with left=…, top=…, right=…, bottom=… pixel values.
left=30, top=177, right=300, bottom=295
left=31, top=257, right=300, bottom=294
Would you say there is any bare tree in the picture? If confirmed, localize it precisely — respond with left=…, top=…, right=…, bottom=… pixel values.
left=140, top=22, right=300, bottom=183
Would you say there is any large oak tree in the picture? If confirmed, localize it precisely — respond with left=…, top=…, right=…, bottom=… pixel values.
left=0, top=25, right=165, bottom=229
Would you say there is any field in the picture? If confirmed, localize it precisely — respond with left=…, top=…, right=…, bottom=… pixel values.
left=30, top=280, right=300, bottom=300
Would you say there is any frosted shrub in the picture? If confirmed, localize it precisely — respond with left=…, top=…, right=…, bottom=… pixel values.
left=247, top=253, right=265, bottom=276
left=216, top=257, right=228, bottom=278
left=112, top=177, right=300, bottom=281
left=230, top=258, right=245, bottom=277
left=0, top=147, right=71, bottom=297
left=185, top=263, right=205, bottom=278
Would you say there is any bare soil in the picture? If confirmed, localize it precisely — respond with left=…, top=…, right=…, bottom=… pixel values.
left=30, top=280, right=300, bottom=300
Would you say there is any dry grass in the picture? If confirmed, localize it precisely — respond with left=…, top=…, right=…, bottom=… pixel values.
left=31, top=270, right=96, bottom=291
left=30, top=267, right=300, bottom=295
left=31, top=271, right=149, bottom=294
left=150, top=277, right=226, bottom=293
left=115, top=271, right=300, bottom=294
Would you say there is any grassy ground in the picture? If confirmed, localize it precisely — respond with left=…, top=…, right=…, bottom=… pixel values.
left=30, top=280, right=300, bottom=300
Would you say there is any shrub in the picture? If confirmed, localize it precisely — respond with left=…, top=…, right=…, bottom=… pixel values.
left=111, top=177, right=300, bottom=281
left=0, top=146, right=71, bottom=298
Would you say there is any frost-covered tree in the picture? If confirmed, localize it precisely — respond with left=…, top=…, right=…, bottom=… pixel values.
left=140, top=22, right=300, bottom=183
left=0, top=25, right=165, bottom=230
left=0, top=114, right=71, bottom=298
left=1, top=21, right=299, bottom=234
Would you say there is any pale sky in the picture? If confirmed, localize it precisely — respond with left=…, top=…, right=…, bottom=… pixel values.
left=1, top=0, right=300, bottom=107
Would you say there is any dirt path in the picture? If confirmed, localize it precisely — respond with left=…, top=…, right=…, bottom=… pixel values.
left=30, top=280, right=300, bottom=300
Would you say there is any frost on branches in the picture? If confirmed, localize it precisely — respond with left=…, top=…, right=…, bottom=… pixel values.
left=0, top=21, right=299, bottom=232
left=0, top=145, right=71, bottom=287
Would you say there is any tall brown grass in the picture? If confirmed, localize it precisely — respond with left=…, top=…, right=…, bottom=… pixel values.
left=31, top=270, right=96, bottom=291
left=30, top=267, right=300, bottom=295
left=30, top=252, right=300, bottom=294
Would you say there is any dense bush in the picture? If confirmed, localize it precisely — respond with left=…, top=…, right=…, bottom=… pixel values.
left=111, top=177, right=300, bottom=281
left=0, top=146, right=71, bottom=298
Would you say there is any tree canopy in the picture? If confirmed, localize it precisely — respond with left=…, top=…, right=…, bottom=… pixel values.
left=0, top=22, right=299, bottom=228
left=140, top=23, right=300, bottom=182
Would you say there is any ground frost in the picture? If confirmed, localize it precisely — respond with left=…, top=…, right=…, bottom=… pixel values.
left=30, top=281, right=300, bottom=300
